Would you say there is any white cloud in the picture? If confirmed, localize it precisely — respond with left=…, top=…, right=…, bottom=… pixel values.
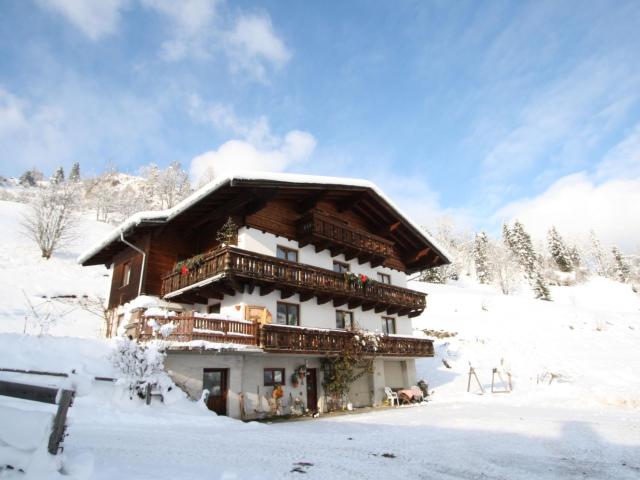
left=141, top=0, right=218, bottom=60
left=37, top=0, right=129, bottom=41
left=225, top=13, right=291, bottom=79
left=142, top=2, right=290, bottom=79
left=596, top=123, right=640, bottom=180
left=190, top=130, right=316, bottom=185
left=494, top=173, right=640, bottom=251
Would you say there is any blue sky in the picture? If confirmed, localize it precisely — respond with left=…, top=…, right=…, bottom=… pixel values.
left=1, top=1, right=639, bottom=248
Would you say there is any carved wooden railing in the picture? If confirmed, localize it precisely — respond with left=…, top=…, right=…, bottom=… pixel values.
left=161, top=246, right=426, bottom=314
left=260, top=324, right=433, bottom=356
left=139, top=314, right=258, bottom=345
left=137, top=316, right=433, bottom=357
left=297, top=211, right=394, bottom=257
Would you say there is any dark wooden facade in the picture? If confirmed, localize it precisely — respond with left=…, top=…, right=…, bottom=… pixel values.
left=82, top=177, right=448, bottom=356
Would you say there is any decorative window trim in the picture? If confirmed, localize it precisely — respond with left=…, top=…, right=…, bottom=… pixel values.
left=276, top=245, right=299, bottom=262
left=332, top=261, right=350, bottom=273
left=377, top=273, right=391, bottom=285
left=276, top=302, right=300, bottom=326
left=335, top=310, right=354, bottom=330
left=264, top=368, right=285, bottom=386
left=381, top=316, right=396, bottom=334
left=121, top=261, right=131, bottom=287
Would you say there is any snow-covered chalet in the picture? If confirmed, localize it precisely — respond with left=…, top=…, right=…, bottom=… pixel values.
left=79, top=172, right=450, bottom=418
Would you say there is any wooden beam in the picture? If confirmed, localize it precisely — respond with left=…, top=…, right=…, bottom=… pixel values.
left=370, top=257, right=385, bottom=268
left=280, top=289, right=295, bottom=300
left=405, top=247, right=430, bottom=264
left=315, top=241, right=330, bottom=254
left=386, top=306, right=401, bottom=315
left=397, top=308, right=411, bottom=317
left=246, top=280, right=256, bottom=295
left=361, top=302, right=376, bottom=312
left=297, top=191, right=329, bottom=213
left=330, top=245, right=346, bottom=257
left=333, top=297, right=348, bottom=308
left=347, top=299, right=363, bottom=310
left=388, top=221, right=402, bottom=233
left=299, top=291, right=314, bottom=302
left=374, top=304, right=387, bottom=313
left=344, top=249, right=358, bottom=261
left=190, top=194, right=255, bottom=231
left=337, top=191, right=368, bottom=212
left=260, top=285, right=275, bottom=296
left=316, top=295, right=332, bottom=305
left=408, top=310, right=424, bottom=318
left=227, top=275, right=243, bottom=293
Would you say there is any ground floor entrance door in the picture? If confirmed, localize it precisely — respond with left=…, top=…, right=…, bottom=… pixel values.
left=306, top=368, right=318, bottom=411
left=203, top=368, right=228, bottom=415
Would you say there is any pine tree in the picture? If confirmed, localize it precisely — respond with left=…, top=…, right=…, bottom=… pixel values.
left=216, top=217, right=238, bottom=246
left=51, top=166, right=65, bottom=185
left=547, top=226, right=572, bottom=272
left=69, top=162, right=80, bottom=182
left=567, top=245, right=581, bottom=270
left=473, top=231, right=492, bottom=284
left=19, top=170, right=36, bottom=187
left=611, top=246, right=630, bottom=283
left=589, top=231, right=609, bottom=277
left=504, top=220, right=551, bottom=300
left=419, top=266, right=446, bottom=284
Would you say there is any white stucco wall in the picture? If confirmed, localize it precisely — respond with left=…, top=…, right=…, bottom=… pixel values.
left=226, top=227, right=414, bottom=334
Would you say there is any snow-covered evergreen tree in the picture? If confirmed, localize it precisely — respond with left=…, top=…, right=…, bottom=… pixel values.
left=69, top=162, right=81, bottom=182
left=547, top=226, right=573, bottom=272
left=589, top=231, right=611, bottom=277
left=419, top=266, right=446, bottom=284
left=19, top=170, right=36, bottom=187
left=51, top=166, right=65, bottom=185
left=612, top=246, right=630, bottom=283
left=504, top=221, right=551, bottom=300
left=473, top=231, right=492, bottom=284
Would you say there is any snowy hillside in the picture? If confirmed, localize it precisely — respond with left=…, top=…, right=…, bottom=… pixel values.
left=0, top=201, right=113, bottom=337
left=411, top=278, right=640, bottom=409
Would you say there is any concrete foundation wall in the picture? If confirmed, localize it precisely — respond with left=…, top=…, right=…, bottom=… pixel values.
left=166, top=352, right=418, bottom=419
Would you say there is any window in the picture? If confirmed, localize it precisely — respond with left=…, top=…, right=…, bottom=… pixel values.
left=121, top=261, right=131, bottom=287
left=264, top=368, right=285, bottom=386
left=207, top=303, right=221, bottom=314
left=381, top=317, right=396, bottom=334
left=377, top=273, right=391, bottom=284
left=336, top=310, right=354, bottom=330
left=333, top=261, right=350, bottom=273
left=276, top=246, right=298, bottom=262
left=276, top=302, right=300, bottom=326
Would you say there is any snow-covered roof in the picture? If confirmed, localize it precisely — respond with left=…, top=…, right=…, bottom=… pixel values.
left=78, top=171, right=452, bottom=266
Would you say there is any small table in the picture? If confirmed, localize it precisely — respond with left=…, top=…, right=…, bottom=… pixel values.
left=396, top=387, right=424, bottom=404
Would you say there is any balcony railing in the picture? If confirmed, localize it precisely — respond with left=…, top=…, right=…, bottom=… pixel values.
left=161, top=246, right=426, bottom=316
left=297, top=211, right=394, bottom=260
left=137, top=315, right=434, bottom=357
left=139, top=314, right=258, bottom=344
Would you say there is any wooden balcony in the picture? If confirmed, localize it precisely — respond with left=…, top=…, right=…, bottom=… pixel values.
left=139, top=314, right=258, bottom=344
left=297, top=211, right=394, bottom=266
left=161, top=246, right=426, bottom=317
left=138, top=315, right=434, bottom=357
left=260, top=324, right=434, bottom=357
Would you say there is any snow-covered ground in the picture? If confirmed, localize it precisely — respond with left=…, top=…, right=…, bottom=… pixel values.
left=0, top=199, right=639, bottom=478
left=0, top=201, right=112, bottom=337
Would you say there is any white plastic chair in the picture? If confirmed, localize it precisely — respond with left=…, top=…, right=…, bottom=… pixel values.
left=384, top=387, right=399, bottom=406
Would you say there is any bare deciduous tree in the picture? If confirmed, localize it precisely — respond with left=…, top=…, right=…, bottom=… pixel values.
left=22, top=182, right=78, bottom=259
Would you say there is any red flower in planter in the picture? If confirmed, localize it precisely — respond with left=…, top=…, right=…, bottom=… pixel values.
left=359, top=274, right=368, bottom=284
left=181, top=265, right=189, bottom=276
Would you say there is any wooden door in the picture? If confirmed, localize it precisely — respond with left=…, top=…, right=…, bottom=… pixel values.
left=203, top=369, right=228, bottom=416
left=306, top=368, right=318, bottom=411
